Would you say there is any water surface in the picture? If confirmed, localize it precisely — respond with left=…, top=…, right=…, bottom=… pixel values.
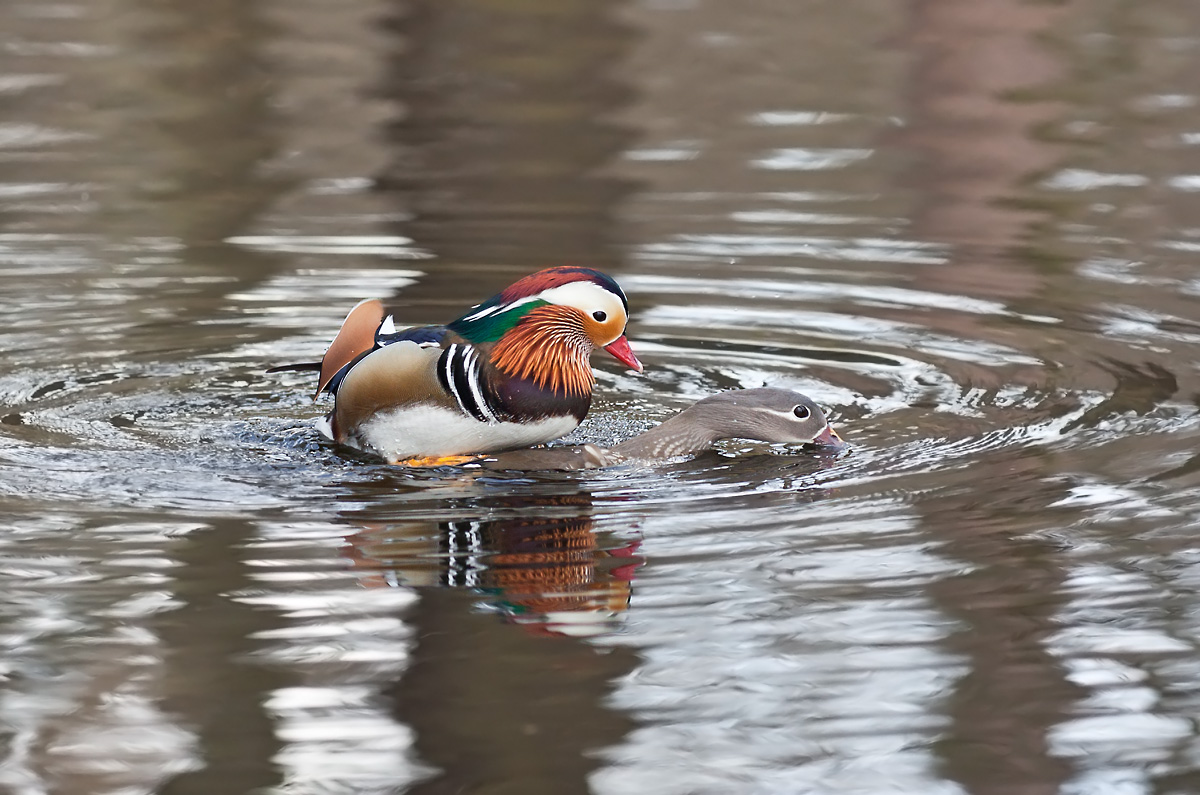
left=3, top=1, right=1200, bottom=794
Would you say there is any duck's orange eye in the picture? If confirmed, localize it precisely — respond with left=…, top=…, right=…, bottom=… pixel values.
left=793, top=405, right=810, bottom=419
left=592, top=310, right=607, bottom=322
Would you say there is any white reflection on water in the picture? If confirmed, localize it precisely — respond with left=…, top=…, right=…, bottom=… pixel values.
left=640, top=304, right=1040, bottom=366
left=0, top=74, right=65, bottom=93
left=730, top=209, right=879, bottom=225
left=1042, top=169, right=1150, bottom=191
left=637, top=233, right=946, bottom=264
left=268, top=685, right=430, bottom=792
left=625, top=145, right=702, bottom=162
left=627, top=273, right=1038, bottom=317
left=0, top=519, right=202, bottom=794
left=242, top=521, right=429, bottom=794
left=752, top=147, right=873, bottom=171
left=227, top=267, right=424, bottom=314
left=0, top=122, right=92, bottom=148
left=749, top=110, right=854, bottom=126
left=592, top=502, right=967, bottom=795
left=1168, top=175, right=1200, bottom=191
left=225, top=235, right=432, bottom=259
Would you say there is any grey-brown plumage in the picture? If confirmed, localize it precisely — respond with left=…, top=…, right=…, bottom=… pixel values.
left=483, top=388, right=845, bottom=471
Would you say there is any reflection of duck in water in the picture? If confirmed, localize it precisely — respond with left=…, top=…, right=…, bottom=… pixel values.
left=344, top=494, right=639, bottom=637
left=484, top=387, right=846, bottom=470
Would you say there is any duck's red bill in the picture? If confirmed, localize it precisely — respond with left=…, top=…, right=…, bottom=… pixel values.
left=811, top=425, right=846, bottom=449
left=603, top=335, right=643, bottom=373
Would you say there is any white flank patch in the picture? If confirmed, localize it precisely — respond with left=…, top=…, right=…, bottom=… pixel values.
left=356, top=405, right=579, bottom=461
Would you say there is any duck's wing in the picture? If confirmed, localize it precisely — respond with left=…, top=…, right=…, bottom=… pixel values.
left=311, top=299, right=387, bottom=399
left=265, top=299, right=386, bottom=397
left=323, top=321, right=455, bottom=400
left=267, top=298, right=459, bottom=400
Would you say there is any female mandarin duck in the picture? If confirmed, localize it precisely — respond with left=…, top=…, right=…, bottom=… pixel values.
left=273, top=267, right=642, bottom=464
left=482, top=388, right=845, bottom=470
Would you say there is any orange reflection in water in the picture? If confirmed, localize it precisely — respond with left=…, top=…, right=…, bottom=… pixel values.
left=343, top=493, right=641, bottom=638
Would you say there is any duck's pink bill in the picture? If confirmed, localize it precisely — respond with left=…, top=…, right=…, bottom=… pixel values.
left=603, top=335, right=643, bottom=373
left=812, top=425, right=847, bottom=449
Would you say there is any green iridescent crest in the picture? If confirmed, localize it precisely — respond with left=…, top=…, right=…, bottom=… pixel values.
left=448, top=298, right=549, bottom=344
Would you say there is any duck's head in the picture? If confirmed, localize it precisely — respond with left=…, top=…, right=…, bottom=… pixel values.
left=451, top=267, right=643, bottom=392
left=511, top=267, right=640, bottom=372
left=681, top=388, right=844, bottom=449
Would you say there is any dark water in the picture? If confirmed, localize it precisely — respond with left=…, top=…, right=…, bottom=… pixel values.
left=3, top=1, right=1200, bottom=793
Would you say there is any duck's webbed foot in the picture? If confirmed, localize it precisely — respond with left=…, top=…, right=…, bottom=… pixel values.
left=391, top=454, right=485, bottom=468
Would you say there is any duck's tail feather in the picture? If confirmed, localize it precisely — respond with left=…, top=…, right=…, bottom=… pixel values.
left=266, top=361, right=322, bottom=373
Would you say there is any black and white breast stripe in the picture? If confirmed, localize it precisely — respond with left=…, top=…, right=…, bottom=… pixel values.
left=437, top=343, right=502, bottom=424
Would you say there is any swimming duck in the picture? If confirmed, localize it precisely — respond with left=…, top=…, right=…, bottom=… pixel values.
left=482, top=388, right=845, bottom=470
left=270, top=267, right=643, bottom=464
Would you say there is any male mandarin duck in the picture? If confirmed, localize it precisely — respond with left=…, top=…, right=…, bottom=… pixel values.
left=271, top=266, right=642, bottom=464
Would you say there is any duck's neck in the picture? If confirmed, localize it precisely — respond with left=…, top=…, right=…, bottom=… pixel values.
left=609, top=404, right=723, bottom=459
left=489, top=307, right=594, bottom=398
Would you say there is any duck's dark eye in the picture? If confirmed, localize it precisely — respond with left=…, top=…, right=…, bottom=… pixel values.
left=793, top=405, right=811, bottom=420
left=592, top=310, right=607, bottom=322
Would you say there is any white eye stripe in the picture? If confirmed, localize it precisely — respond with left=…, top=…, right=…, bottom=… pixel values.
left=537, top=283, right=624, bottom=315
left=754, top=406, right=819, bottom=422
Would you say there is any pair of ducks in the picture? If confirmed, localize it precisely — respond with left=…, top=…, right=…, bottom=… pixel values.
left=272, top=267, right=844, bottom=468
